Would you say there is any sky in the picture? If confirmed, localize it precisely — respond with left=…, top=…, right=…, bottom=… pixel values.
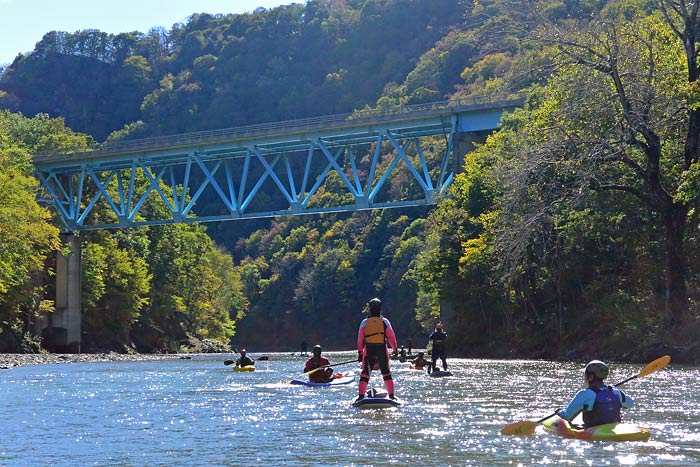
left=0, top=0, right=299, bottom=66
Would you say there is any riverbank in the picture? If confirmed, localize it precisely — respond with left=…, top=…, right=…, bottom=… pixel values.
left=0, top=352, right=179, bottom=369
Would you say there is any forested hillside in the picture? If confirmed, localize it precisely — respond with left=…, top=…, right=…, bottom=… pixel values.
left=0, top=0, right=467, bottom=140
left=1, top=0, right=698, bottom=362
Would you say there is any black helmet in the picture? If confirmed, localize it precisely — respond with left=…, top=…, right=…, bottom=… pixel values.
left=585, top=360, right=609, bottom=380
left=368, top=298, right=382, bottom=314
left=313, top=345, right=322, bottom=354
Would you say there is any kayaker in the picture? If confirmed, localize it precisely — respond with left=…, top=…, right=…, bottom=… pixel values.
left=556, top=360, right=634, bottom=428
left=356, top=297, right=398, bottom=401
left=304, top=345, right=334, bottom=383
left=235, top=349, right=255, bottom=368
left=410, top=352, right=428, bottom=370
left=394, top=346, right=408, bottom=362
left=427, top=323, right=448, bottom=373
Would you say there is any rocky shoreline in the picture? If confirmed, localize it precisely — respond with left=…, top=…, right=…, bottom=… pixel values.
left=0, top=352, right=176, bottom=370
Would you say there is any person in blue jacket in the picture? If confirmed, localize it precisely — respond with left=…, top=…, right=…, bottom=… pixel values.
left=557, top=360, right=633, bottom=428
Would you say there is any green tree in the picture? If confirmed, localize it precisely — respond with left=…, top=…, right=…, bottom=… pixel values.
left=81, top=231, right=151, bottom=350
left=0, top=170, right=60, bottom=318
left=0, top=111, right=90, bottom=347
left=145, top=223, right=245, bottom=347
left=509, top=6, right=700, bottom=333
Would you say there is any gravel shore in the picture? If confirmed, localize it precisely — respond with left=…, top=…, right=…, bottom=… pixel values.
left=0, top=353, right=175, bottom=370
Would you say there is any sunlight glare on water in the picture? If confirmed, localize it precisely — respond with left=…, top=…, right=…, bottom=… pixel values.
left=0, top=353, right=699, bottom=466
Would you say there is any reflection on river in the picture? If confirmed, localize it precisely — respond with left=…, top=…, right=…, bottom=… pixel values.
left=1, top=353, right=698, bottom=466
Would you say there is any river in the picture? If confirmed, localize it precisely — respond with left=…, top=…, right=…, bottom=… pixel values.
left=1, top=352, right=698, bottom=466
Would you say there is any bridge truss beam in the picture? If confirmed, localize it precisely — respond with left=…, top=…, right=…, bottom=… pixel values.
left=34, top=97, right=523, bottom=231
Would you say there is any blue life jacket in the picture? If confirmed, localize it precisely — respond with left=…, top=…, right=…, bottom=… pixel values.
left=583, top=385, right=622, bottom=427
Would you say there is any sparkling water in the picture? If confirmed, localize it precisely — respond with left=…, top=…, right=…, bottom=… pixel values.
left=1, top=353, right=698, bottom=466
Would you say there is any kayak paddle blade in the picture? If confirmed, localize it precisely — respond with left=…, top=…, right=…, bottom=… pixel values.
left=500, top=420, right=538, bottom=436
left=637, top=355, right=670, bottom=379
left=614, top=355, right=671, bottom=386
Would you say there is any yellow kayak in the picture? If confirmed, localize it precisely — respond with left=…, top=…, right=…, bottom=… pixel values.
left=233, top=365, right=256, bottom=372
left=543, top=416, right=650, bottom=442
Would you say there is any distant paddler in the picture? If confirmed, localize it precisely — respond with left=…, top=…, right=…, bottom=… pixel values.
left=235, top=349, right=255, bottom=369
left=427, top=322, right=448, bottom=374
left=409, top=352, right=428, bottom=370
left=304, top=345, right=335, bottom=383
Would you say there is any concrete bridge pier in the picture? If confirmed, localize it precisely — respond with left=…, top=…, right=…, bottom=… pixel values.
left=41, top=233, right=82, bottom=353
left=451, top=130, right=488, bottom=174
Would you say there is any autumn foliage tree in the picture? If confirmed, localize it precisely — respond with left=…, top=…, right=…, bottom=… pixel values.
left=517, top=2, right=700, bottom=333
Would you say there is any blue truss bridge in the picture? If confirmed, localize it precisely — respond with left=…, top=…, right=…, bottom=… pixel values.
left=34, top=95, right=524, bottom=232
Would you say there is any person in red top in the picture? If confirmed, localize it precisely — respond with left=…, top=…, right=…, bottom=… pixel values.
left=356, top=297, right=398, bottom=401
left=304, top=345, right=334, bottom=383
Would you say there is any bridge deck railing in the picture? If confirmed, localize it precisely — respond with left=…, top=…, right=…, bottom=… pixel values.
left=34, top=93, right=525, bottom=163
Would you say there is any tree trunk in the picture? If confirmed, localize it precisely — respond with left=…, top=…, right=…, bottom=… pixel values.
left=663, top=202, right=690, bottom=329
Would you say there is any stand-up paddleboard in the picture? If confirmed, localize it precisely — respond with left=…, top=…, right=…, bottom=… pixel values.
left=352, top=396, right=400, bottom=409
left=428, top=370, right=452, bottom=377
left=290, top=375, right=355, bottom=387
left=233, top=365, right=256, bottom=372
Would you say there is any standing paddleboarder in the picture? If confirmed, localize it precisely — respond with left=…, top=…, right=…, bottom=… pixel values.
left=356, top=297, right=398, bottom=401
left=427, top=323, right=448, bottom=373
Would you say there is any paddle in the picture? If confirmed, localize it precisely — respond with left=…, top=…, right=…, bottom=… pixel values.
left=500, top=355, right=671, bottom=436
left=302, top=358, right=358, bottom=376
left=224, top=354, right=268, bottom=366
left=224, top=348, right=239, bottom=366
